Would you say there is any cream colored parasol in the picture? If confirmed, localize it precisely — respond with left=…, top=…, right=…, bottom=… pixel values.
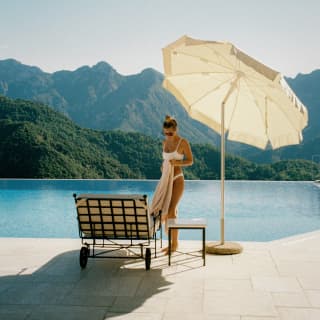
left=162, top=35, right=308, bottom=254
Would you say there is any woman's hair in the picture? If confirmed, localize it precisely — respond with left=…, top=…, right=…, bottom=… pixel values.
left=163, top=115, right=177, bottom=129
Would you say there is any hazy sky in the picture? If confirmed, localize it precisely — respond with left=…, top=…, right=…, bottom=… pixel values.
left=1, top=0, right=319, bottom=77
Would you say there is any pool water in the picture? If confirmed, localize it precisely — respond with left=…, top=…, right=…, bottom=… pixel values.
left=0, top=179, right=319, bottom=241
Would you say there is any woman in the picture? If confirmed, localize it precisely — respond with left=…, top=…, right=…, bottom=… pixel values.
left=151, top=115, right=193, bottom=254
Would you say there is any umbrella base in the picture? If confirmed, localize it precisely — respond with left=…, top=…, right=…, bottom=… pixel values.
left=206, top=241, right=243, bottom=255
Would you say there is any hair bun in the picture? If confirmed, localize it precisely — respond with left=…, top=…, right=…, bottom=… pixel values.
left=163, top=115, right=178, bottom=129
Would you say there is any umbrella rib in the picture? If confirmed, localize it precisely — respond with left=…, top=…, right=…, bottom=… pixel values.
left=174, top=50, right=234, bottom=73
left=242, top=69, right=274, bottom=84
left=167, top=71, right=235, bottom=77
left=202, top=43, right=273, bottom=81
left=225, top=83, right=240, bottom=132
left=242, top=77, right=267, bottom=127
left=263, top=81, right=306, bottom=116
left=189, top=76, right=235, bottom=107
left=202, top=44, right=237, bottom=70
left=242, top=77, right=301, bottom=137
left=175, top=48, right=276, bottom=85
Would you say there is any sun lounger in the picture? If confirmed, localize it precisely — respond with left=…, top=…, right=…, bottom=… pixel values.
left=73, top=193, right=162, bottom=270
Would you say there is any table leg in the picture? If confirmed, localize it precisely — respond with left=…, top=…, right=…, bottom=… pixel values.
left=168, top=227, right=171, bottom=266
left=203, top=227, right=206, bottom=266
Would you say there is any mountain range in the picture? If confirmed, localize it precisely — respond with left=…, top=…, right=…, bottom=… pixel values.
left=0, top=58, right=319, bottom=163
left=0, top=59, right=219, bottom=144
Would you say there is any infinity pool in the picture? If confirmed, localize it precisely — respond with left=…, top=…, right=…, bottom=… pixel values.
left=0, top=179, right=319, bottom=241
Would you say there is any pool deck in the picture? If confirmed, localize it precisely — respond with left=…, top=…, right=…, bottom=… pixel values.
left=1, top=232, right=320, bottom=320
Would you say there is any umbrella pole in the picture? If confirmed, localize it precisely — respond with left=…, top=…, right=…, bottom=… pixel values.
left=221, top=101, right=225, bottom=245
left=206, top=76, right=243, bottom=255
left=220, top=79, right=236, bottom=245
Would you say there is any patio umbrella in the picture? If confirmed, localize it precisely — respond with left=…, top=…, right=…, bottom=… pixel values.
left=162, top=35, right=308, bottom=254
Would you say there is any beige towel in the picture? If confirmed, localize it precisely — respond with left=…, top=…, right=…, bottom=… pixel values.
left=150, top=159, right=174, bottom=220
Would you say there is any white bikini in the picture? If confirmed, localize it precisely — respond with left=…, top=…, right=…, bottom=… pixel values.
left=162, top=138, right=184, bottom=181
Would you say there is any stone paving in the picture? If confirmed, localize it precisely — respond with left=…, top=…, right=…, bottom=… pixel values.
left=1, top=231, right=320, bottom=320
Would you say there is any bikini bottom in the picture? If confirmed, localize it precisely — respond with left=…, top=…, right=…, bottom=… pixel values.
left=173, top=172, right=184, bottom=182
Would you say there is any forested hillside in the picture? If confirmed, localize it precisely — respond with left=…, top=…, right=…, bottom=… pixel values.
left=0, top=96, right=318, bottom=180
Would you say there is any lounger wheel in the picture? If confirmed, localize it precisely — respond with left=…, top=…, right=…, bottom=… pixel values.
left=80, top=246, right=89, bottom=268
left=145, top=248, right=151, bottom=270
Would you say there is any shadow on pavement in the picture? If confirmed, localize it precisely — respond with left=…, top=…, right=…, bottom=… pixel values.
left=0, top=248, right=173, bottom=320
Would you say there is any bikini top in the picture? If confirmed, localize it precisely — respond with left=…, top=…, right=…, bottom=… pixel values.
left=162, top=138, right=184, bottom=161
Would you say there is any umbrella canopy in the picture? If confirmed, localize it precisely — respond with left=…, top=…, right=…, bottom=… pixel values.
left=162, top=35, right=308, bottom=250
left=163, top=35, right=308, bottom=149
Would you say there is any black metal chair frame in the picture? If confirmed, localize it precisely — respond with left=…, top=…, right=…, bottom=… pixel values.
left=73, top=193, right=162, bottom=270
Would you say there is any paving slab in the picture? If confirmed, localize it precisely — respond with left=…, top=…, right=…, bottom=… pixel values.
left=0, top=232, right=320, bottom=319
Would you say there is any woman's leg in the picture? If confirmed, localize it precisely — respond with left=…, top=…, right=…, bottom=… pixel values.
left=164, top=176, right=184, bottom=252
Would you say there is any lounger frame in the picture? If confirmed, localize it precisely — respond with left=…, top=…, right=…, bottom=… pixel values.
left=73, top=193, right=162, bottom=270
